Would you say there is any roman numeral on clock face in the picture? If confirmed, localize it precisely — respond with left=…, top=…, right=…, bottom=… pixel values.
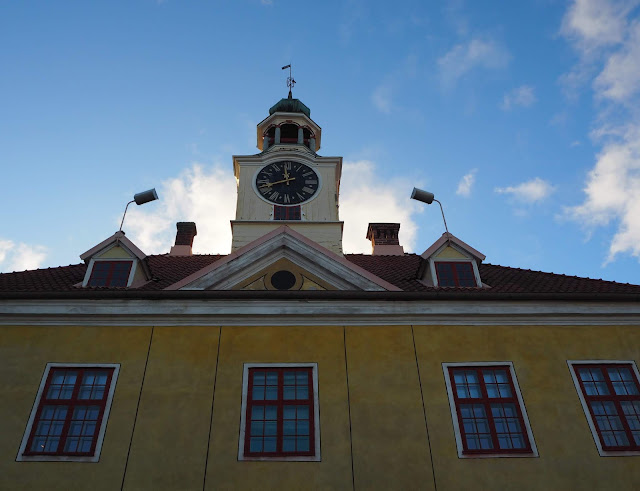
left=255, top=161, right=320, bottom=205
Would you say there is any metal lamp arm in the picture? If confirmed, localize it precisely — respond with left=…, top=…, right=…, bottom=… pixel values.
left=119, top=200, right=135, bottom=233
left=433, top=199, right=449, bottom=235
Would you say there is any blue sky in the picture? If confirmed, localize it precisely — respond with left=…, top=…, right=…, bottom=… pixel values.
left=1, top=0, right=640, bottom=284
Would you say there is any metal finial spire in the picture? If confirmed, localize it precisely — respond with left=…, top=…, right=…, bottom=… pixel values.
left=282, top=64, right=295, bottom=99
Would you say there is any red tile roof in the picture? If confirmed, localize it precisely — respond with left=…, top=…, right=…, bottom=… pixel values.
left=1, top=253, right=639, bottom=295
left=347, top=255, right=640, bottom=294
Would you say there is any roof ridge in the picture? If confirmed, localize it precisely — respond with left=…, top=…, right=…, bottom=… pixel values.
left=147, top=253, right=224, bottom=258
left=344, top=253, right=419, bottom=257
left=0, top=263, right=85, bottom=275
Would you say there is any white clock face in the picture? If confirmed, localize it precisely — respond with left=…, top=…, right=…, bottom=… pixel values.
left=254, top=161, right=320, bottom=205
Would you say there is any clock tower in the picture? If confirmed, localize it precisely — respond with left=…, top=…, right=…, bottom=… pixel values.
left=231, top=94, right=344, bottom=254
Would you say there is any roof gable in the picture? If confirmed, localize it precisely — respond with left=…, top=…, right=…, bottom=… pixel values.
left=166, top=226, right=401, bottom=291
left=421, top=232, right=485, bottom=263
left=80, top=231, right=147, bottom=263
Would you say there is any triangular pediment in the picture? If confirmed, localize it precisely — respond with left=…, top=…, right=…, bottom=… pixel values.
left=166, top=226, right=401, bottom=292
left=232, top=257, right=334, bottom=291
left=80, top=231, right=147, bottom=263
left=421, top=232, right=485, bottom=263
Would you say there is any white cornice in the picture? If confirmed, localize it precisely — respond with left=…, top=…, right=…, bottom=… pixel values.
left=1, top=299, right=640, bottom=326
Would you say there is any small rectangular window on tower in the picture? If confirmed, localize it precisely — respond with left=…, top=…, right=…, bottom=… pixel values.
left=239, top=363, right=320, bottom=461
left=443, top=362, right=538, bottom=458
left=274, top=205, right=301, bottom=221
left=17, top=363, right=119, bottom=462
left=569, top=361, right=640, bottom=456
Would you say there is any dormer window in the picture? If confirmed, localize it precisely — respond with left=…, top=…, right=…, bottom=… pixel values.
left=87, top=260, right=133, bottom=287
left=79, top=231, right=150, bottom=289
left=435, top=261, right=477, bottom=287
left=420, top=232, right=486, bottom=288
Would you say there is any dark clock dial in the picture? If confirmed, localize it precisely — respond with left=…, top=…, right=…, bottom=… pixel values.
left=255, top=161, right=320, bottom=205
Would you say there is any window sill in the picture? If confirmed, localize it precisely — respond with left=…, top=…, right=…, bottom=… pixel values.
left=238, top=455, right=321, bottom=462
left=16, top=454, right=101, bottom=463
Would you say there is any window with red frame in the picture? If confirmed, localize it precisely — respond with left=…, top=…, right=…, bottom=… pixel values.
left=88, top=261, right=132, bottom=287
left=23, top=367, right=115, bottom=457
left=448, top=366, right=533, bottom=454
left=435, top=262, right=477, bottom=287
left=274, top=205, right=301, bottom=220
left=572, top=363, right=640, bottom=451
left=243, top=367, right=315, bottom=457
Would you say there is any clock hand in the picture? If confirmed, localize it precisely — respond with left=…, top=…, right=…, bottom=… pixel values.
left=260, top=177, right=296, bottom=188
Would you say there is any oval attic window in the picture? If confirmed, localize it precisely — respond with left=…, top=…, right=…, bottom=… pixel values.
left=270, top=270, right=297, bottom=290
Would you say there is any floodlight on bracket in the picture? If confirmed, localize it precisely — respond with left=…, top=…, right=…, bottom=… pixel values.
left=410, top=187, right=449, bottom=235
left=119, top=188, right=159, bottom=233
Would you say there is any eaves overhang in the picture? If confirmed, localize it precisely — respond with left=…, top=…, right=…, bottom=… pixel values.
left=2, top=290, right=640, bottom=302
left=2, top=294, right=640, bottom=328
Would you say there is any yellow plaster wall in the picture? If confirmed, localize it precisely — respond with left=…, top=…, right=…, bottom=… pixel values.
left=230, top=221, right=343, bottom=254
left=131, top=264, right=146, bottom=284
left=3, top=322, right=640, bottom=490
left=345, top=325, right=436, bottom=490
left=414, top=324, right=640, bottom=491
left=435, top=245, right=467, bottom=259
left=0, top=325, right=151, bottom=491
left=205, top=325, right=353, bottom=490
left=122, top=326, right=220, bottom=491
left=96, top=245, right=132, bottom=259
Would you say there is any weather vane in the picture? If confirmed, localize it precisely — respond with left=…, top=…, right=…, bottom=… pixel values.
left=282, top=64, right=295, bottom=98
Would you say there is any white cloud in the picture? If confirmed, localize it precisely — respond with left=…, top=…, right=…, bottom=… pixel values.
left=0, top=239, right=13, bottom=265
left=561, top=0, right=640, bottom=263
left=260, top=0, right=273, bottom=5
left=456, top=169, right=477, bottom=197
left=372, top=84, right=392, bottom=114
left=124, top=163, right=237, bottom=255
left=339, top=160, right=421, bottom=253
left=558, top=1, right=639, bottom=99
left=0, top=239, right=48, bottom=273
left=495, top=177, right=555, bottom=203
left=560, top=0, right=637, bottom=51
left=564, top=123, right=640, bottom=262
left=594, top=21, right=640, bottom=102
left=501, top=85, right=536, bottom=110
left=437, top=38, right=510, bottom=87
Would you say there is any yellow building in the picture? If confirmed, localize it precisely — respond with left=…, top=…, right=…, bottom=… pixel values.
left=2, top=94, right=640, bottom=490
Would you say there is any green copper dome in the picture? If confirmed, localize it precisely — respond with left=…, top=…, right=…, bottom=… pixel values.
left=268, top=96, right=310, bottom=117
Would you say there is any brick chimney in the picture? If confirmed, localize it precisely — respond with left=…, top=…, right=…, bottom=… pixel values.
left=169, top=222, right=197, bottom=256
left=366, top=223, right=404, bottom=256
